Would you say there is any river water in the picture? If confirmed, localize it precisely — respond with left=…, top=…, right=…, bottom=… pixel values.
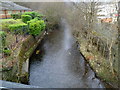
left=29, top=19, right=105, bottom=88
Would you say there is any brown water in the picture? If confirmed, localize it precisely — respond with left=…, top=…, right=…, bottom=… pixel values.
left=29, top=19, right=105, bottom=88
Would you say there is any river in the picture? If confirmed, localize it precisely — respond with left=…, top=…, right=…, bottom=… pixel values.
left=29, top=19, right=105, bottom=88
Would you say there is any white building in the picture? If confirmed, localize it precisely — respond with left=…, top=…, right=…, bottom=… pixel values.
left=97, top=2, right=118, bottom=23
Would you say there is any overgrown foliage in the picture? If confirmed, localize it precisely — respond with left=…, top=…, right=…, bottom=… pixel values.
left=9, top=23, right=28, bottom=34
left=23, top=12, right=44, bottom=19
left=8, top=11, right=46, bottom=36
left=3, top=49, right=11, bottom=56
left=1, top=19, right=18, bottom=32
left=21, top=15, right=32, bottom=23
left=27, top=19, right=46, bottom=36
left=0, top=31, right=6, bottom=47
left=11, top=13, right=21, bottom=20
left=1, top=11, right=46, bottom=55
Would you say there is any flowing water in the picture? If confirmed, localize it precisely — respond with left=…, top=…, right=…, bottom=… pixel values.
left=29, top=19, right=105, bottom=88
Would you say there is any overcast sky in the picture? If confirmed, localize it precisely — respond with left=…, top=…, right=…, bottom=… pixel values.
left=3, top=0, right=119, bottom=2
left=70, top=0, right=119, bottom=2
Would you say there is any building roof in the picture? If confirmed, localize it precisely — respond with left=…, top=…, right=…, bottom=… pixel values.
left=0, top=0, right=32, bottom=10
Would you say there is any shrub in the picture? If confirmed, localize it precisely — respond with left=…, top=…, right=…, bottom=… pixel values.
left=23, top=12, right=44, bottom=19
left=27, top=18, right=38, bottom=25
left=9, top=23, right=28, bottom=34
left=0, top=31, right=6, bottom=47
left=21, top=15, right=32, bottom=23
left=11, top=13, right=21, bottom=20
left=28, top=19, right=46, bottom=36
left=23, top=12, right=36, bottom=19
left=35, top=13, right=44, bottom=20
left=1, top=19, right=18, bottom=32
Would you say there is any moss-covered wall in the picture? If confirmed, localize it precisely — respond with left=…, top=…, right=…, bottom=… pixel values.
left=17, top=31, right=46, bottom=83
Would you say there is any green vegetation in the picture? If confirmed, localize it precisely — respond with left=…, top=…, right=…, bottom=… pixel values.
left=0, top=11, right=46, bottom=83
left=0, top=31, right=11, bottom=56
left=11, top=13, right=21, bottom=20
left=9, top=23, right=28, bottom=34
left=0, top=12, right=46, bottom=37
left=6, top=12, right=46, bottom=36
left=0, top=31, right=6, bottom=47
left=28, top=19, right=46, bottom=36
left=1, top=19, right=24, bottom=32
left=23, top=12, right=44, bottom=19
left=0, top=11, right=46, bottom=68
left=23, top=12, right=36, bottom=19
left=21, top=15, right=32, bottom=23
left=3, top=49, right=11, bottom=56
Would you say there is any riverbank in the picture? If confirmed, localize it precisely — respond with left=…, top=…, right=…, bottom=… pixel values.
left=76, top=36, right=118, bottom=88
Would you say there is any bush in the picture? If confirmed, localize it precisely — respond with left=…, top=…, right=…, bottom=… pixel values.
left=1, top=19, right=26, bottom=32
left=9, top=23, right=28, bottom=34
left=23, top=12, right=44, bottom=19
left=1, top=19, right=18, bottom=32
left=11, top=13, right=21, bottom=20
left=23, top=12, right=36, bottom=19
left=27, top=18, right=38, bottom=25
left=28, top=19, right=46, bottom=36
left=35, top=13, right=44, bottom=20
left=0, top=31, right=6, bottom=47
left=21, top=15, right=32, bottom=23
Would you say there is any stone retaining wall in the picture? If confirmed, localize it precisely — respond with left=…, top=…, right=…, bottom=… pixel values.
left=17, top=31, right=46, bottom=83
